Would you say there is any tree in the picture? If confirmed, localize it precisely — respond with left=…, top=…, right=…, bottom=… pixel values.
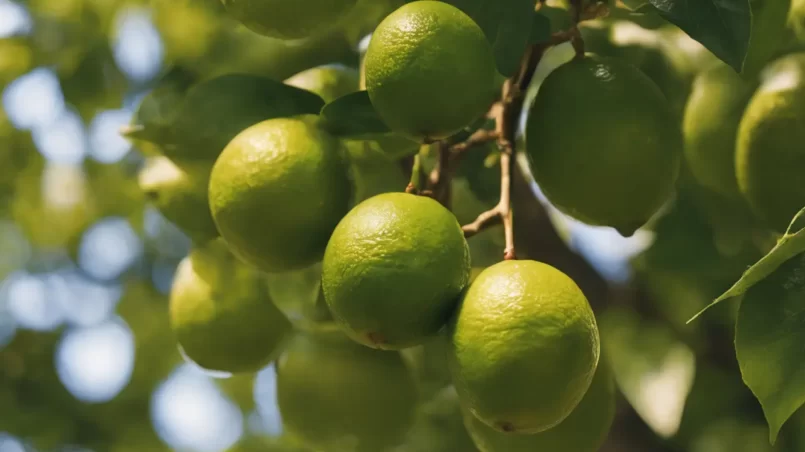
left=1, top=0, right=805, bottom=451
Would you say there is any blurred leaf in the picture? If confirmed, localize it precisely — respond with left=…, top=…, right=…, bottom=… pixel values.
left=735, top=252, right=805, bottom=444
left=125, top=67, right=201, bottom=144
left=601, top=307, right=696, bottom=438
left=741, top=0, right=792, bottom=77
left=643, top=0, right=751, bottom=71
left=691, top=208, right=805, bottom=321
left=529, top=9, right=554, bottom=44
left=320, top=91, right=391, bottom=137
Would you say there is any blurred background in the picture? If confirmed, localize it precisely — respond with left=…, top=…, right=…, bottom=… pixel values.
left=0, top=0, right=804, bottom=451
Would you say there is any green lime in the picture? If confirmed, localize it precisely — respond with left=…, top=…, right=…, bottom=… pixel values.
left=138, top=156, right=218, bottom=244
left=322, top=192, right=471, bottom=349
left=447, top=260, right=600, bottom=434
left=284, top=65, right=360, bottom=103
left=464, top=360, right=615, bottom=452
left=683, top=61, right=755, bottom=199
left=221, top=0, right=358, bottom=40
left=364, top=1, right=497, bottom=141
left=276, top=330, right=417, bottom=452
left=344, top=140, right=407, bottom=204
left=526, top=54, right=681, bottom=236
left=736, top=53, right=805, bottom=232
left=169, top=239, right=292, bottom=373
left=209, top=115, right=352, bottom=273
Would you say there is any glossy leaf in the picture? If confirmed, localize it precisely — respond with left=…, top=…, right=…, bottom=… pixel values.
left=320, top=91, right=391, bottom=137
left=735, top=252, right=805, bottom=443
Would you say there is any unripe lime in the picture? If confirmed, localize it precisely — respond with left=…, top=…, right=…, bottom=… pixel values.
left=209, top=116, right=352, bottom=273
left=365, top=1, right=497, bottom=141
left=169, top=239, right=292, bottom=373
left=322, top=192, right=471, bottom=349
left=736, top=53, right=805, bottom=232
left=447, top=260, right=600, bottom=434
left=221, top=0, right=358, bottom=40
left=526, top=54, right=681, bottom=236
left=276, top=330, right=417, bottom=452
left=284, top=65, right=360, bottom=103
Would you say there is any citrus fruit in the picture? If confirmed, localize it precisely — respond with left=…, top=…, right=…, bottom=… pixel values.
left=464, top=360, right=615, bottom=452
left=344, top=140, right=407, bottom=204
left=221, top=0, right=358, bottom=40
left=322, top=192, right=471, bottom=350
left=447, top=260, right=600, bottom=434
left=526, top=54, right=681, bottom=236
left=403, top=386, right=481, bottom=452
left=138, top=156, right=218, bottom=244
left=276, top=330, right=417, bottom=452
left=160, top=74, right=324, bottom=163
left=683, top=62, right=755, bottom=199
left=284, top=65, right=359, bottom=103
left=169, top=239, right=292, bottom=373
left=364, top=1, right=497, bottom=141
left=209, top=115, right=352, bottom=273
left=736, top=53, right=805, bottom=232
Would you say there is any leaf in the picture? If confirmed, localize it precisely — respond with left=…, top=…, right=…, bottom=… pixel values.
left=600, top=307, right=696, bottom=438
left=690, top=207, right=805, bottom=322
left=620, top=0, right=650, bottom=9
left=125, top=66, right=199, bottom=143
left=735, top=252, right=805, bottom=443
left=320, top=91, right=391, bottom=137
left=742, top=0, right=793, bottom=78
left=648, top=0, right=751, bottom=72
left=528, top=10, right=552, bottom=44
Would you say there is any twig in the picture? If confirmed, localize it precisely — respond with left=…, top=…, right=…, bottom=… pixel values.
left=405, top=150, right=423, bottom=194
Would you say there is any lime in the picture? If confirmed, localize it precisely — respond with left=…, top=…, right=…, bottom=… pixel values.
left=221, top=0, right=358, bottom=40
left=364, top=1, right=497, bottom=141
left=276, top=330, right=417, bottom=452
left=285, top=65, right=359, bottom=103
left=464, top=360, right=615, bottom=452
left=169, top=239, right=292, bottom=373
left=209, top=115, right=352, bottom=273
left=526, top=54, right=681, bottom=236
left=447, top=260, right=600, bottom=434
left=322, top=192, right=471, bottom=350
left=344, top=140, right=407, bottom=204
left=683, top=62, right=755, bottom=199
left=138, top=156, right=218, bottom=244
left=736, top=53, right=805, bottom=232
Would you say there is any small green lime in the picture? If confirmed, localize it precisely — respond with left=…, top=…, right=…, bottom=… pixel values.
left=138, top=156, right=218, bottom=244
left=344, top=140, right=407, bottom=204
left=526, top=54, right=681, bottom=236
left=464, top=360, right=615, bottom=452
left=736, top=53, right=805, bottom=232
left=365, top=1, right=497, bottom=141
left=447, top=260, right=600, bottom=434
left=284, top=65, right=360, bottom=103
left=169, top=239, right=292, bottom=373
left=322, top=192, right=471, bottom=349
left=276, top=330, right=417, bottom=452
left=209, top=115, right=352, bottom=273
left=683, top=62, right=755, bottom=199
left=221, top=0, right=358, bottom=40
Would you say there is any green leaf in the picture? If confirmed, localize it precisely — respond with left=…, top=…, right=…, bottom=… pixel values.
left=648, top=0, right=751, bottom=72
left=124, top=66, right=199, bottom=143
left=742, top=0, right=793, bottom=78
left=320, top=91, right=391, bottom=137
left=621, top=0, right=650, bottom=9
left=690, top=207, right=805, bottom=322
left=528, top=10, right=552, bottom=44
left=735, top=252, right=805, bottom=443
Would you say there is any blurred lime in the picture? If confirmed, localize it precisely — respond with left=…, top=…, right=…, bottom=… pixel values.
left=683, top=62, right=755, bottom=199
left=285, top=65, right=359, bottom=103
left=448, top=260, right=600, bottom=434
left=736, top=53, right=805, bottom=231
left=345, top=140, right=407, bottom=204
left=401, top=386, right=481, bottom=452
left=209, top=116, right=352, bottom=273
left=138, top=156, right=218, bottom=244
left=464, top=360, right=615, bottom=452
left=276, top=330, right=417, bottom=452
left=526, top=54, right=681, bottom=236
left=221, top=0, right=358, bottom=40
left=322, top=192, right=471, bottom=349
left=365, top=1, right=497, bottom=141
left=169, top=239, right=292, bottom=373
